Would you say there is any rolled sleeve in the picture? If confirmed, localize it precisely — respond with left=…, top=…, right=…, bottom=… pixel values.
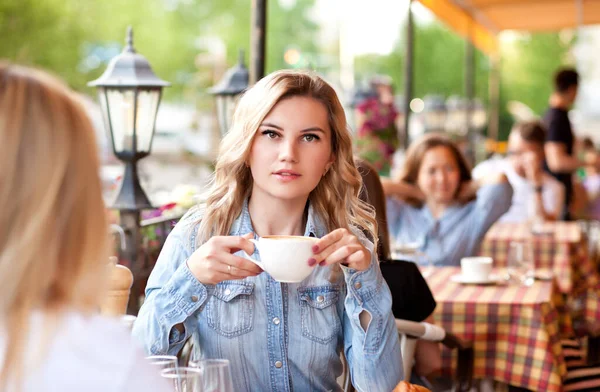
left=132, top=214, right=208, bottom=356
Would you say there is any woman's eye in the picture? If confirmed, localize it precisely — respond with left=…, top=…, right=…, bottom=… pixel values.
left=303, top=134, right=319, bottom=142
left=262, top=130, right=278, bottom=139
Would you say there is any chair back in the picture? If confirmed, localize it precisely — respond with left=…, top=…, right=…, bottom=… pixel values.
left=100, top=256, right=133, bottom=316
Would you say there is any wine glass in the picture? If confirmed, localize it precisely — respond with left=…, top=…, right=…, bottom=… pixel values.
left=146, top=355, right=178, bottom=374
left=161, top=367, right=203, bottom=392
left=507, top=241, right=534, bottom=286
left=189, top=359, right=234, bottom=392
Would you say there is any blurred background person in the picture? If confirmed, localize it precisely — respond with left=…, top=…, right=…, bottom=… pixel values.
left=543, top=68, right=600, bottom=220
left=381, top=133, right=512, bottom=267
left=473, top=121, right=565, bottom=223
left=0, top=63, right=169, bottom=391
left=354, top=75, right=399, bottom=177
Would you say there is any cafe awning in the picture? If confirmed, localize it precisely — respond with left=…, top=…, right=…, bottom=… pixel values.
left=416, top=0, right=600, bottom=55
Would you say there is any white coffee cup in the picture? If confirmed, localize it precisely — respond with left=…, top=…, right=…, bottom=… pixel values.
left=242, top=235, right=318, bottom=283
left=460, top=257, right=493, bottom=282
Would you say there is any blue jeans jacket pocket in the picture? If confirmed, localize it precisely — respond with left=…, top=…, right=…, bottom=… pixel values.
left=298, top=285, right=341, bottom=345
left=206, top=281, right=254, bottom=338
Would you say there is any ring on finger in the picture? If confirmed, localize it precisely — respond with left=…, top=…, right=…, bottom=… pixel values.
left=228, top=265, right=232, bottom=274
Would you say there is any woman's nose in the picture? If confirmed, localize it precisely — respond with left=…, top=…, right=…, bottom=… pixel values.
left=279, top=139, right=298, bottom=162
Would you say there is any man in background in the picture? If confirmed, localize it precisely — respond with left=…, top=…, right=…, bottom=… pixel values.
left=474, top=121, right=564, bottom=222
left=543, top=68, right=598, bottom=219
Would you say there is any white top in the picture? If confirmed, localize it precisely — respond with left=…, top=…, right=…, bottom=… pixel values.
left=0, top=311, right=171, bottom=392
left=473, top=157, right=565, bottom=223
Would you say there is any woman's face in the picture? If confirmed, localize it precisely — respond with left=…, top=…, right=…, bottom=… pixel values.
left=248, top=95, right=334, bottom=204
left=416, top=146, right=461, bottom=205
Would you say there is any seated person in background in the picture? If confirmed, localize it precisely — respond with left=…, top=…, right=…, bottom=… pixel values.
left=356, top=157, right=441, bottom=380
left=473, top=121, right=565, bottom=223
left=382, top=133, right=513, bottom=267
left=0, top=63, right=169, bottom=390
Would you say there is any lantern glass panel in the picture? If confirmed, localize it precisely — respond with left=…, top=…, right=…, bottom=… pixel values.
left=106, top=89, right=135, bottom=153
left=97, top=88, right=114, bottom=150
left=135, top=89, right=160, bottom=153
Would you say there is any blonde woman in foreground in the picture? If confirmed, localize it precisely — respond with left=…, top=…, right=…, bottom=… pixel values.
left=0, top=63, right=170, bottom=391
left=133, top=70, right=403, bottom=391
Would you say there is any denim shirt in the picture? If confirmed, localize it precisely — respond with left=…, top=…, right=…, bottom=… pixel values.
left=387, top=182, right=513, bottom=267
left=133, top=201, right=403, bottom=392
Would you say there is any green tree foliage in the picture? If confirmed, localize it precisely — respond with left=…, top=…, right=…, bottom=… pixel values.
left=0, top=0, right=319, bottom=99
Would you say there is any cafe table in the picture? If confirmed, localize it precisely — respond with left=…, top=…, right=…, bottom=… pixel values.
left=479, top=222, right=600, bottom=331
left=426, top=266, right=566, bottom=392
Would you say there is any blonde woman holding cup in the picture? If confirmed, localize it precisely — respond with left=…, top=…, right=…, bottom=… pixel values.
left=134, top=70, right=403, bottom=391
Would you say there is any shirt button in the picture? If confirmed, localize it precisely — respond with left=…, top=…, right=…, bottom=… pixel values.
left=316, top=295, right=325, bottom=303
left=191, top=295, right=199, bottom=302
left=272, top=317, right=280, bottom=325
left=224, top=289, right=231, bottom=296
left=354, top=282, right=362, bottom=290
left=275, top=361, right=283, bottom=368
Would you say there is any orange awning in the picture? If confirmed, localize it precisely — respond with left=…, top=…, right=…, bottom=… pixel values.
left=416, top=0, right=600, bottom=54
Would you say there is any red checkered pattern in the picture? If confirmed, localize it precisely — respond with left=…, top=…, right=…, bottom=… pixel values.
left=480, top=222, right=600, bottom=332
left=427, top=267, right=566, bottom=392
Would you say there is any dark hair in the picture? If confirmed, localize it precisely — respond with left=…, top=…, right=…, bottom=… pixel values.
left=582, top=137, right=595, bottom=151
left=355, top=157, right=391, bottom=261
left=554, top=68, right=579, bottom=93
left=399, top=133, right=473, bottom=207
left=512, top=121, right=546, bottom=146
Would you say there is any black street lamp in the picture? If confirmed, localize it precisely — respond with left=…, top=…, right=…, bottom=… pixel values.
left=89, top=26, right=170, bottom=210
left=89, top=26, right=169, bottom=315
left=210, top=50, right=249, bottom=136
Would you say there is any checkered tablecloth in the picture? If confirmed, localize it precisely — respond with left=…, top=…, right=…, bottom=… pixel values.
left=479, top=222, right=600, bottom=331
left=426, top=267, right=566, bottom=392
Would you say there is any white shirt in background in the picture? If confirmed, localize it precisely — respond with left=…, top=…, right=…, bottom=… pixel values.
left=473, top=157, right=565, bottom=223
left=0, top=311, right=171, bottom=392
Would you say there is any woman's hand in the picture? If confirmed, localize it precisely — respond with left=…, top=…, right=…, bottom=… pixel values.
left=308, top=228, right=371, bottom=271
left=186, top=233, right=263, bottom=285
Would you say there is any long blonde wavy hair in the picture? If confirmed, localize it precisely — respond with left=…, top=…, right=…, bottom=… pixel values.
left=198, top=70, right=377, bottom=253
left=0, top=63, right=109, bottom=386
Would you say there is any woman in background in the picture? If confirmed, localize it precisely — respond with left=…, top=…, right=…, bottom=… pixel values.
left=0, top=63, right=169, bottom=391
left=382, top=133, right=512, bottom=267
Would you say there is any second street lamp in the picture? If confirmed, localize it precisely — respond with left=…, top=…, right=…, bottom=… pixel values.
left=210, top=50, right=249, bottom=136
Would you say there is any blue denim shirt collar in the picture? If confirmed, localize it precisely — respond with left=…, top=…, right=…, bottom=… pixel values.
left=230, top=198, right=324, bottom=238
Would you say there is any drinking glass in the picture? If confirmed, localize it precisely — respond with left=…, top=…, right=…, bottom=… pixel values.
left=161, top=367, right=203, bottom=392
left=189, top=359, right=234, bottom=392
left=146, top=355, right=178, bottom=374
left=507, top=241, right=534, bottom=286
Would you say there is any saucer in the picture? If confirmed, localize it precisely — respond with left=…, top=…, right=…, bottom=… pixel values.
left=450, top=273, right=501, bottom=285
